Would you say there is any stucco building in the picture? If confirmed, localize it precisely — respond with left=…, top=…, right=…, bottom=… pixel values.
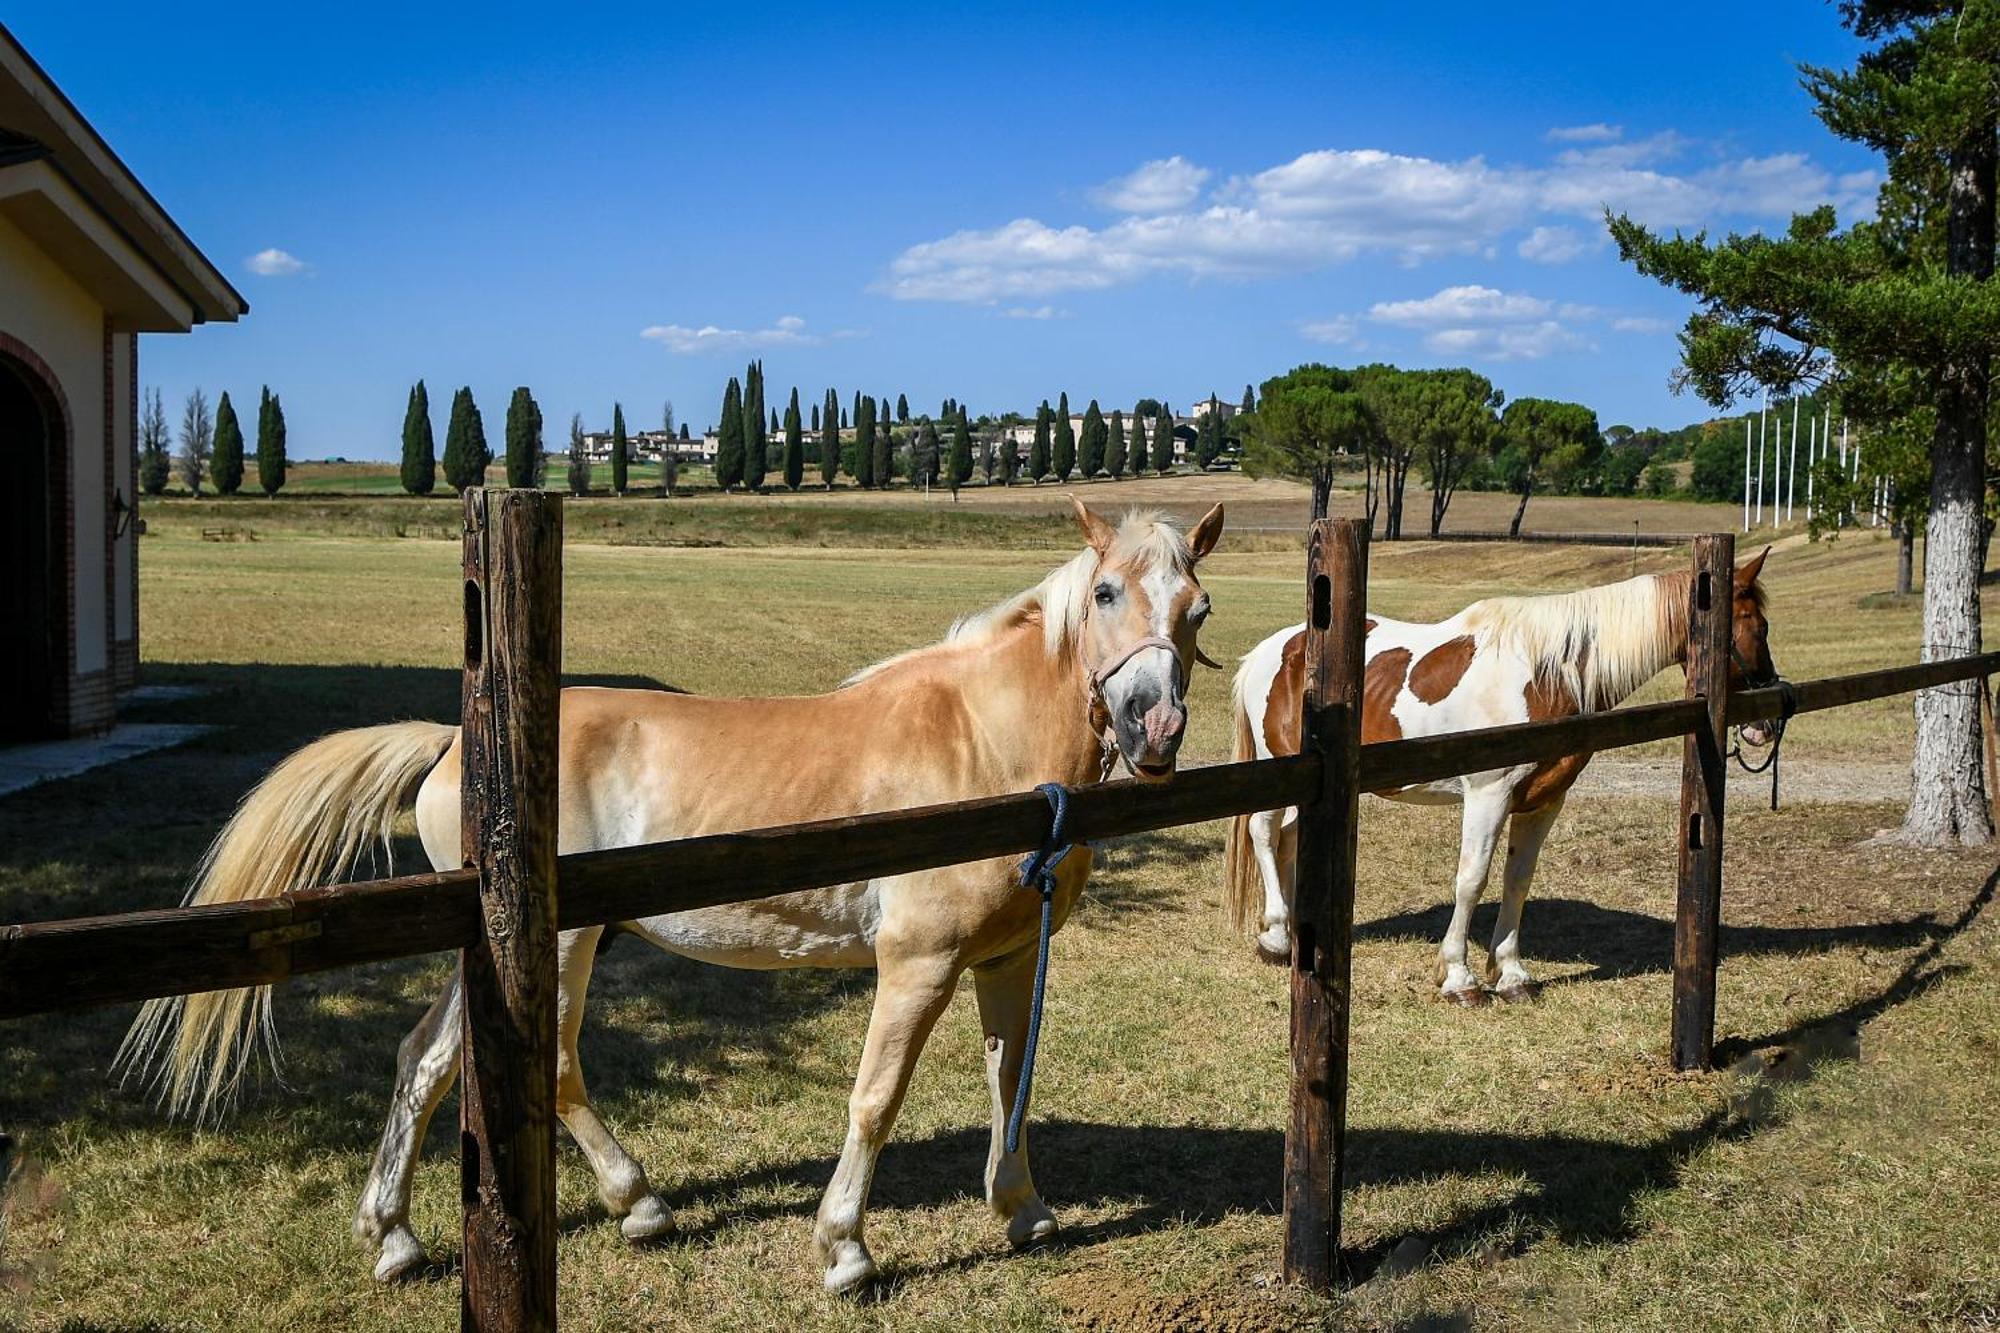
left=0, top=25, right=243, bottom=739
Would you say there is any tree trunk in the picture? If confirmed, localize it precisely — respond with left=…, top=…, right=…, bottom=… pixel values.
left=1897, top=129, right=1996, bottom=846
left=1508, top=479, right=1533, bottom=538
left=1896, top=523, right=1914, bottom=598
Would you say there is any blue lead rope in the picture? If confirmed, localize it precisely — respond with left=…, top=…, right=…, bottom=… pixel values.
left=1007, top=782, right=1073, bottom=1155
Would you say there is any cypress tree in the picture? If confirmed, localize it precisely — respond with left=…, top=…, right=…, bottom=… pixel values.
left=1240, top=383, right=1256, bottom=416
left=680, top=422, right=690, bottom=440
left=811, top=400, right=820, bottom=432
left=716, top=378, right=744, bottom=490
left=821, top=388, right=840, bottom=488
left=744, top=361, right=767, bottom=490
left=782, top=387, right=804, bottom=490
left=1128, top=414, right=1147, bottom=479
left=1079, top=399, right=1105, bottom=478
left=999, top=423, right=1019, bottom=484
left=872, top=401, right=893, bottom=486
left=211, top=391, right=244, bottom=495
left=401, top=380, right=436, bottom=495
left=566, top=414, right=591, bottom=495
left=915, top=419, right=941, bottom=488
left=897, top=392, right=909, bottom=423
left=770, top=407, right=780, bottom=434
left=1053, top=392, right=1076, bottom=481
left=1195, top=403, right=1222, bottom=468
left=611, top=403, right=629, bottom=495
left=1107, top=409, right=1127, bottom=480
left=947, top=410, right=972, bottom=498
left=506, top=386, right=544, bottom=488
left=1151, top=402, right=1175, bottom=473
left=854, top=395, right=877, bottom=488
left=1030, top=402, right=1051, bottom=481
left=443, top=387, right=477, bottom=491
left=258, top=389, right=287, bottom=495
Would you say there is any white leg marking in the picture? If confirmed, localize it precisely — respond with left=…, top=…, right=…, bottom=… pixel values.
left=1490, top=799, right=1565, bottom=994
left=1437, top=789, right=1510, bottom=999
left=355, top=974, right=462, bottom=1282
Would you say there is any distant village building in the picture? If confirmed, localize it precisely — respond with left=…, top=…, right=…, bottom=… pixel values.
left=1, top=28, right=244, bottom=738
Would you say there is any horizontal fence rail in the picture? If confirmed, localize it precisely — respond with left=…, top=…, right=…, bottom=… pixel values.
left=5, top=648, right=1997, bottom=1024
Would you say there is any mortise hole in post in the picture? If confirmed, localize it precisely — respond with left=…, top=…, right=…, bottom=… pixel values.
left=463, top=581, right=483, bottom=671
left=1696, top=570, right=1712, bottom=613
left=1311, top=574, right=1331, bottom=631
left=1295, top=921, right=1316, bottom=974
left=460, top=1130, right=480, bottom=1206
left=1688, top=811, right=1703, bottom=850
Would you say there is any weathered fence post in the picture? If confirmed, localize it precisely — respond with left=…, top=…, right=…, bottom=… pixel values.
left=1283, top=512, right=1367, bottom=1290
left=1672, top=532, right=1732, bottom=1071
left=460, top=488, right=563, bottom=1332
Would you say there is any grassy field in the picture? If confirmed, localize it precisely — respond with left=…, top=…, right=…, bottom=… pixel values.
left=2, top=501, right=1997, bottom=1331
left=156, top=467, right=1754, bottom=544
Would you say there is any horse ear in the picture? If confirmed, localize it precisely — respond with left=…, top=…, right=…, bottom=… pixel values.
left=1735, top=546, right=1770, bottom=588
left=1189, top=503, right=1225, bottom=562
left=1070, top=495, right=1116, bottom=554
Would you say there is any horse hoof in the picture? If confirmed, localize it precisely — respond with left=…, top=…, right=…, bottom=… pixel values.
left=1255, top=928, right=1291, bottom=965
left=823, top=1243, right=878, bottom=1296
left=1007, top=1202, right=1060, bottom=1249
left=620, top=1196, right=674, bottom=1243
left=372, top=1226, right=428, bottom=1283
left=1440, top=986, right=1491, bottom=1008
left=1255, top=941, right=1290, bottom=967
left=1493, top=983, right=1539, bottom=1005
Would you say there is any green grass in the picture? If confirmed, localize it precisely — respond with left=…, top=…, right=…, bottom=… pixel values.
left=3, top=519, right=1996, bottom=1330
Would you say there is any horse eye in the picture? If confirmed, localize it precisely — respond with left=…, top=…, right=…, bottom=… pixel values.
left=1094, top=584, right=1117, bottom=606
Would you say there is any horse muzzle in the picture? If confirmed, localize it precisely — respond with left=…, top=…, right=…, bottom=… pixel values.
left=1117, top=696, right=1185, bottom=782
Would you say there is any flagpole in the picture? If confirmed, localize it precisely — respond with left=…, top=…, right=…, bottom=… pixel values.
left=1756, top=390, right=1768, bottom=525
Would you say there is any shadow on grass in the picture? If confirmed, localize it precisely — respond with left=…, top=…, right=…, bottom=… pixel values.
left=5, top=662, right=1994, bottom=1298
left=1356, top=895, right=1955, bottom=983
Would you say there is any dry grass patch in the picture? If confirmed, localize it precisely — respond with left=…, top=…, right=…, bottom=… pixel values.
left=1, top=519, right=1995, bottom=1330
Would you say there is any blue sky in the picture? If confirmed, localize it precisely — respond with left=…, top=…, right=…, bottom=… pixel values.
left=16, top=3, right=1875, bottom=458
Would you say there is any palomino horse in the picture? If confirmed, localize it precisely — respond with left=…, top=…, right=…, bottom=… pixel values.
left=120, top=499, right=1224, bottom=1293
left=1223, top=550, right=1775, bottom=1002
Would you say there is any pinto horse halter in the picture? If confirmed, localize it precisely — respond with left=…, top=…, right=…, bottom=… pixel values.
left=1726, top=641, right=1796, bottom=810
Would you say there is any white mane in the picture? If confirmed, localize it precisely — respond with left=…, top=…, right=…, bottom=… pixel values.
left=843, top=513, right=1191, bottom=687
left=1463, top=569, right=1691, bottom=711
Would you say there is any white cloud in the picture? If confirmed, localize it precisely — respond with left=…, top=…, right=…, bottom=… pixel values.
left=880, top=137, right=1880, bottom=302
left=1546, top=123, right=1623, bottom=143
left=1370, top=285, right=1551, bottom=326
left=1611, top=315, right=1674, bottom=334
left=1518, top=224, right=1595, bottom=264
left=639, top=313, right=839, bottom=354
left=1424, top=322, right=1591, bottom=361
left=1300, top=315, right=1363, bottom=347
left=1091, top=155, right=1210, bottom=213
left=246, top=247, right=308, bottom=277
left=999, top=305, right=1067, bottom=320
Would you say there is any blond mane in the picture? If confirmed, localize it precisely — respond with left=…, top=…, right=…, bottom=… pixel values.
left=843, top=512, right=1191, bottom=687
left=1463, top=568, right=1694, bottom=711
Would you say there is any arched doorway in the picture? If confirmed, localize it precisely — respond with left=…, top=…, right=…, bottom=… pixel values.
left=0, top=349, right=60, bottom=741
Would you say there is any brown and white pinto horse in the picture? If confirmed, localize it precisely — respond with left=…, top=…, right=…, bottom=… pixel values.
left=121, top=500, right=1223, bottom=1294
left=1223, top=551, right=1775, bottom=1003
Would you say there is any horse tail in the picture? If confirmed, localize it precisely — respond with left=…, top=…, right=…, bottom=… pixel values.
left=116, top=720, right=459, bottom=1121
left=1223, top=665, right=1264, bottom=936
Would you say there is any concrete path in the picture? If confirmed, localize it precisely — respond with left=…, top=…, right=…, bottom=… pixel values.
left=0, top=724, right=216, bottom=797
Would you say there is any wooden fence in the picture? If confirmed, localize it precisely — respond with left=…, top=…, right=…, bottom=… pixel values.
left=3, top=490, right=1996, bottom=1327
